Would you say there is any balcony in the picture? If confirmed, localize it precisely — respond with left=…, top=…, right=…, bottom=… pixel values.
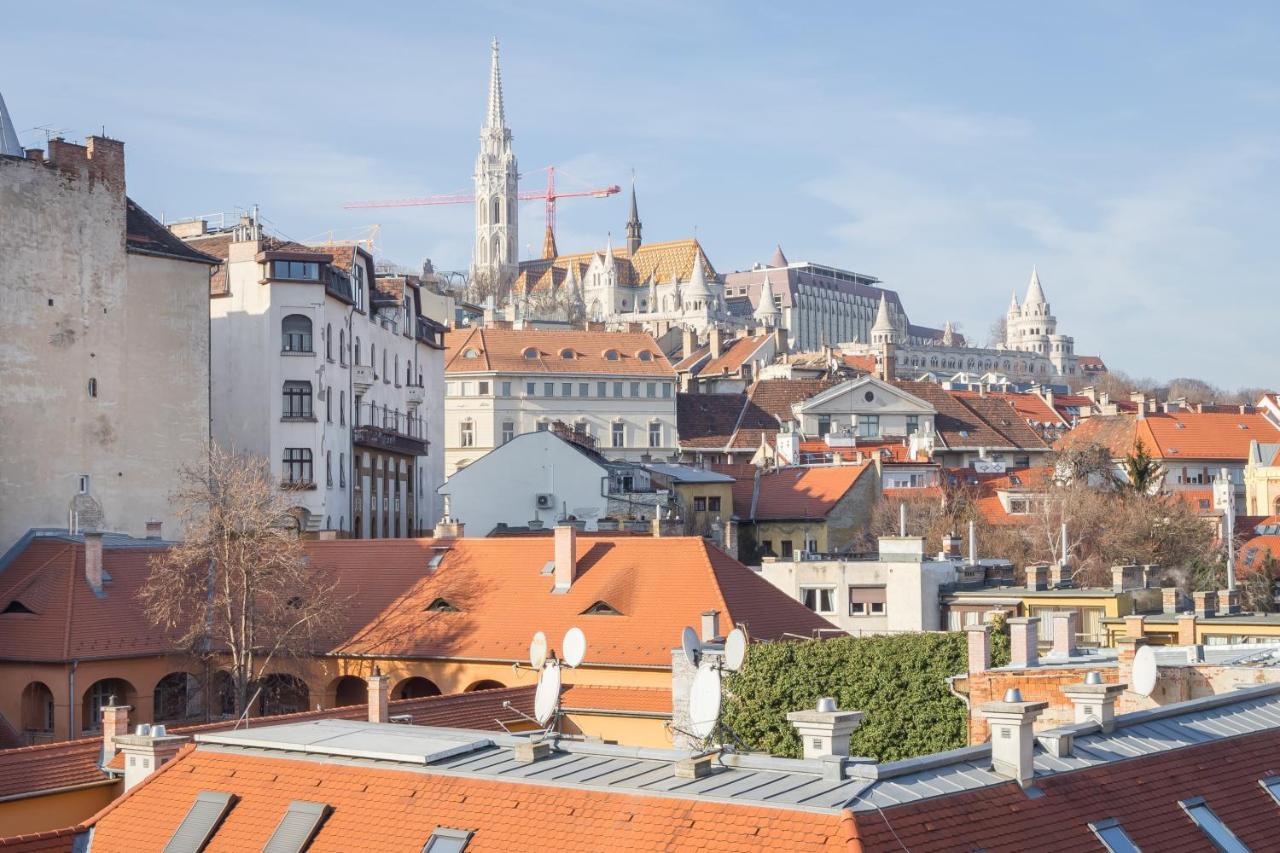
left=354, top=425, right=428, bottom=457
left=353, top=364, right=374, bottom=392
left=353, top=402, right=429, bottom=456
left=405, top=385, right=425, bottom=407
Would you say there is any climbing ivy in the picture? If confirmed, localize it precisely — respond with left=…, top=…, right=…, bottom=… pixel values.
left=723, top=627, right=1007, bottom=762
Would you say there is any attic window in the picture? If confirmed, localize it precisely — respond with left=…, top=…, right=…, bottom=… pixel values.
left=165, top=791, right=238, bottom=853
left=423, top=828, right=473, bottom=853
left=1175, top=422, right=1186, bottom=429
left=425, top=598, right=460, bottom=612
left=263, top=800, right=331, bottom=853
left=559, top=348, right=575, bottom=359
left=1, top=600, right=33, bottom=615
left=637, top=350, right=653, bottom=361
left=582, top=600, right=622, bottom=616
left=522, top=347, right=539, bottom=359
left=603, top=349, right=619, bottom=360
left=1009, top=475, right=1022, bottom=486
left=462, top=348, right=479, bottom=359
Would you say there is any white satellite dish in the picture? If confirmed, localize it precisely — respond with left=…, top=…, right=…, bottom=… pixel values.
left=562, top=627, right=586, bottom=668
left=529, top=631, right=548, bottom=670
left=681, top=626, right=702, bottom=667
left=1131, top=644, right=1158, bottom=697
left=723, top=628, right=747, bottom=672
left=534, top=659, right=562, bottom=726
left=688, top=664, right=722, bottom=740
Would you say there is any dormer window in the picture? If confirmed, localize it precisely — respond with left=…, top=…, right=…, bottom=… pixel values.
left=603, top=349, right=619, bottom=361
left=1, top=600, right=34, bottom=615
left=522, top=347, right=539, bottom=359
left=462, top=347, right=480, bottom=359
left=637, top=350, right=653, bottom=361
left=271, top=260, right=321, bottom=281
left=560, top=348, right=576, bottom=359
left=582, top=600, right=621, bottom=616
left=425, top=598, right=460, bottom=612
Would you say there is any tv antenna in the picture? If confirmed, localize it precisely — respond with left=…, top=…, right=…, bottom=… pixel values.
left=510, top=627, right=588, bottom=731
left=1130, top=644, right=1158, bottom=697
left=675, top=625, right=748, bottom=746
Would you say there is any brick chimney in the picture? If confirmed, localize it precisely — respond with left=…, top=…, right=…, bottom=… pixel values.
left=113, top=725, right=188, bottom=791
left=787, top=698, right=863, bottom=760
left=1192, top=590, right=1217, bottom=619
left=367, top=669, right=389, bottom=724
left=1220, top=588, right=1241, bottom=615
left=1047, top=612, right=1078, bottom=659
left=1008, top=617, right=1039, bottom=668
left=84, top=531, right=104, bottom=594
left=1025, top=564, right=1049, bottom=591
left=979, top=689, right=1048, bottom=787
left=101, top=700, right=131, bottom=764
left=1161, top=587, right=1186, bottom=614
left=1177, top=613, right=1198, bottom=645
left=700, top=610, right=721, bottom=643
left=966, top=623, right=992, bottom=675
left=709, top=327, right=723, bottom=360
left=144, top=520, right=162, bottom=540
left=941, top=532, right=962, bottom=560
left=553, top=522, right=577, bottom=593
left=682, top=327, right=697, bottom=360
left=1124, top=614, right=1146, bottom=639
left=1116, top=637, right=1147, bottom=691
left=1049, top=562, right=1073, bottom=588
left=1061, top=673, right=1127, bottom=734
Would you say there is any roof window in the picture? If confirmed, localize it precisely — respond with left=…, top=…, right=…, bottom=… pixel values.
left=164, top=790, right=238, bottom=853
left=582, top=600, right=622, bottom=616
left=263, top=800, right=332, bottom=853
left=603, top=349, right=619, bottom=360
left=422, top=827, right=473, bottom=852
left=637, top=350, right=653, bottom=361
left=425, top=598, right=460, bottom=613
left=1179, top=797, right=1247, bottom=852
left=1260, top=775, right=1280, bottom=805
left=522, top=347, right=539, bottom=359
left=560, top=348, right=576, bottom=359
left=462, top=348, right=479, bottom=359
left=1087, top=818, right=1139, bottom=853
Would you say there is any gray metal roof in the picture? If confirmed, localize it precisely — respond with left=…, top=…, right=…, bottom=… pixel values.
left=1153, top=641, right=1280, bottom=667
left=196, top=683, right=1280, bottom=815
left=641, top=463, right=735, bottom=483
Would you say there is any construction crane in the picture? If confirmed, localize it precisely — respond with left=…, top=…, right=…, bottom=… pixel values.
left=342, top=166, right=620, bottom=257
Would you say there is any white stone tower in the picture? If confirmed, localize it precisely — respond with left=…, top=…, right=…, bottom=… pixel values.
left=1004, top=268, right=1076, bottom=375
left=472, top=39, right=519, bottom=293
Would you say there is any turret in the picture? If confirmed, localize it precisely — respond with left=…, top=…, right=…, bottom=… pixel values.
left=754, top=271, right=781, bottom=327
left=0, top=91, right=22, bottom=157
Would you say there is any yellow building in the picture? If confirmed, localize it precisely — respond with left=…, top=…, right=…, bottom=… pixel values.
left=1245, top=438, right=1280, bottom=517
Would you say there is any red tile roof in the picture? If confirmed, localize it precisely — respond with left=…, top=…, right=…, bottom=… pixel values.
left=853, top=727, right=1280, bottom=852
left=677, top=393, right=751, bottom=449
left=125, top=199, right=219, bottom=265
left=0, top=686, right=536, bottom=802
left=730, top=464, right=873, bottom=521
left=1061, top=412, right=1280, bottom=461
left=444, top=327, right=673, bottom=376
left=969, top=467, right=1053, bottom=526
left=81, top=746, right=852, bottom=852
left=559, top=685, right=671, bottom=716
left=895, top=381, right=1050, bottom=451
left=950, top=388, right=1065, bottom=426
left=699, top=334, right=771, bottom=377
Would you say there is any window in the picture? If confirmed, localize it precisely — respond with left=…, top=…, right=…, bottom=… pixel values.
left=638, top=350, right=653, bottom=362
left=1261, top=775, right=1280, bottom=805
left=526, top=382, right=536, bottom=396
left=630, top=382, right=640, bottom=397
left=371, top=344, right=377, bottom=377
left=708, top=496, right=721, bottom=512
left=801, top=587, right=835, bottom=614
left=694, top=496, right=707, bottom=512
left=423, top=827, right=473, bottom=853
left=282, top=448, right=313, bottom=485
left=544, top=382, right=554, bottom=397
left=849, top=587, right=887, bottom=616
left=662, top=382, right=672, bottom=398
left=613, top=381, right=623, bottom=397
left=282, top=381, right=313, bottom=418
left=1088, top=819, right=1140, bottom=853
left=522, top=347, right=538, bottom=359
left=579, top=382, right=589, bottom=397
left=817, top=415, right=832, bottom=437
left=597, top=382, right=607, bottom=397
left=326, top=388, right=332, bottom=422
left=562, top=382, right=573, bottom=397
left=501, top=381, right=512, bottom=397
left=78, top=475, right=90, bottom=494
left=648, top=422, right=662, bottom=448
left=906, top=415, right=919, bottom=435
left=326, top=451, right=333, bottom=486
left=354, top=336, right=361, bottom=365
left=282, top=314, right=313, bottom=352
left=857, top=414, right=880, bottom=438
left=460, top=419, right=475, bottom=448
left=339, top=390, right=346, bottom=425
left=478, top=381, right=490, bottom=395
left=502, top=421, right=515, bottom=444
left=604, top=349, right=619, bottom=361
left=536, top=421, right=548, bottom=432
left=646, top=382, right=657, bottom=398
left=612, top=422, right=625, bottom=448
left=339, top=453, right=345, bottom=487
left=1179, top=798, right=1247, bottom=852
left=339, top=329, right=346, bottom=365
left=326, top=323, right=333, bottom=360
left=272, top=260, right=320, bottom=280
left=780, top=540, right=795, bottom=559
left=559, top=348, right=575, bottom=359
left=383, top=350, right=389, bottom=382
left=87, top=377, right=97, bottom=398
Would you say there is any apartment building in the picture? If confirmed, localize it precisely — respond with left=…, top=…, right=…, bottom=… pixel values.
left=178, top=214, right=446, bottom=537
left=443, top=326, right=677, bottom=475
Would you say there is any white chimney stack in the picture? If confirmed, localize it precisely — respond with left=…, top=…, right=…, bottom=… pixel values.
left=787, top=698, right=863, bottom=760
left=979, top=688, right=1047, bottom=787
left=700, top=610, right=721, bottom=643
left=553, top=522, right=577, bottom=593
left=113, top=726, right=189, bottom=791
left=1061, top=673, right=1127, bottom=734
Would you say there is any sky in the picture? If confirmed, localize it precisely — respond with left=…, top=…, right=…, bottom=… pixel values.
left=4, top=2, right=1276, bottom=389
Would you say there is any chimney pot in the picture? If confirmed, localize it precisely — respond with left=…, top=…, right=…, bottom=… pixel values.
left=700, top=610, right=720, bottom=643
left=978, top=694, right=1048, bottom=786
left=553, top=522, right=577, bottom=593
left=1062, top=676, right=1127, bottom=733
left=786, top=702, right=863, bottom=759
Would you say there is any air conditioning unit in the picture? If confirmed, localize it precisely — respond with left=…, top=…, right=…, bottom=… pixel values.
left=535, top=493, right=554, bottom=510
left=797, top=550, right=812, bottom=562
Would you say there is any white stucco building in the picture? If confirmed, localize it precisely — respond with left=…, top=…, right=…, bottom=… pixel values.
left=0, top=128, right=214, bottom=552
left=443, top=326, right=678, bottom=476
left=178, top=213, right=447, bottom=537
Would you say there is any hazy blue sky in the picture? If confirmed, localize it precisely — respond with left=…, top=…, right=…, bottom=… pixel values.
left=5, top=2, right=1276, bottom=388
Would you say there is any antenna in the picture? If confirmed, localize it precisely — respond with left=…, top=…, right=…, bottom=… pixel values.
left=562, top=627, right=587, bottom=668
left=534, top=660, right=562, bottom=726
left=529, top=631, right=548, bottom=670
left=687, top=664, right=722, bottom=741
left=1130, top=644, right=1158, bottom=697
left=723, top=628, right=747, bottom=672
left=681, top=626, right=702, bottom=667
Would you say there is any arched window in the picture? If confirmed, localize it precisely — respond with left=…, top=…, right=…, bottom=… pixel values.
left=384, top=350, right=390, bottom=380
left=154, top=672, right=201, bottom=722
left=493, top=197, right=501, bottom=225
left=354, top=337, right=362, bottom=366
left=87, top=377, right=97, bottom=398
left=491, top=234, right=503, bottom=265
left=282, top=314, right=313, bottom=353
left=326, top=323, right=333, bottom=360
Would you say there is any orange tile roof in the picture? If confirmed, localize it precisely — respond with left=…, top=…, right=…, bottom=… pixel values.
left=950, top=389, right=1064, bottom=425
left=327, top=536, right=836, bottom=664
left=81, top=747, right=850, bottom=852
left=1171, top=488, right=1216, bottom=514
left=0, top=686, right=536, bottom=802
left=514, top=238, right=716, bottom=295
left=1055, top=412, right=1137, bottom=456
left=894, top=381, right=1050, bottom=451
left=731, top=464, right=873, bottom=521
left=699, top=334, right=771, bottom=377
left=559, top=685, right=671, bottom=716
left=1137, top=411, right=1280, bottom=460
left=444, top=327, right=673, bottom=376
left=969, top=467, right=1053, bottom=526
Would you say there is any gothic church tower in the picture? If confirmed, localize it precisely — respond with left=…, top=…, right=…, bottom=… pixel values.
left=472, top=39, right=519, bottom=293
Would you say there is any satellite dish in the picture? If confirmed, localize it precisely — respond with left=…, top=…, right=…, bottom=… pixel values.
left=529, top=631, right=548, bottom=670
left=562, top=627, right=586, bottom=668
left=1131, top=644, right=1158, bottom=697
left=681, top=626, right=702, bottom=667
left=534, top=660, right=562, bottom=726
left=688, top=665, right=722, bottom=740
left=723, top=628, right=747, bottom=672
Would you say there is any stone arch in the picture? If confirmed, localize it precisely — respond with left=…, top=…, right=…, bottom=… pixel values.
left=82, top=677, right=136, bottom=733
left=330, top=675, right=367, bottom=708
left=254, top=673, right=310, bottom=716
left=20, top=681, right=54, bottom=733
left=153, top=672, right=203, bottom=722
left=463, top=679, right=506, bottom=693
left=394, top=677, right=442, bottom=700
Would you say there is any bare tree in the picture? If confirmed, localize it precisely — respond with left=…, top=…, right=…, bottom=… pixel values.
left=986, top=315, right=1007, bottom=348
left=141, top=445, right=341, bottom=716
left=465, top=268, right=508, bottom=307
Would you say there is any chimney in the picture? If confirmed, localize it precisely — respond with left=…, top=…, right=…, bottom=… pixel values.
left=1008, top=617, right=1039, bottom=668
left=721, top=517, right=739, bottom=560
left=681, top=326, right=696, bottom=360
left=551, top=522, right=579, bottom=593
left=1025, top=563, right=1049, bottom=591
left=1048, top=612, right=1077, bottom=659
left=1116, top=637, right=1147, bottom=691
left=966, top=623, right=992, bottom=675
left=1142, top=565, right=1161, bottom=588
left=1177, top=613, right=1198, bottom=645
left=433, top=514, right=465, bottom=539
left=25, top=148, right=43, bottom=163
left=709, top=327, right=723, bottom=360
left=787, top=698, right=863, bottom=760
left=1124, top=614, right=1146, bottom=640
left=144, top=520, right=162, bottom=540
left=701, top=610, right=721, bottom=643
left=1049, top=562, right=1072, bottom=588
left=84, top=530, right=104, bottom=594
left=1161, top=587, right=1185, bottom=614
left=113, top=725, right=188, bottom=791
left=101, top=700, right=131, bottom=764
left=367, top=669, right=389, bottom=723
left=651, top=511, right=681, bottom=538
left=1220, top=588, right=1241, bottom=615
left=1061, top=673, right=1127, bottom=733
left=1192, top=590, right=1217, bottom=619
left=978, top=689, right=1048, bottom=787
left=942, top=532, right=962, bottom=560
left=1111, top=564, right=1141, bottom=592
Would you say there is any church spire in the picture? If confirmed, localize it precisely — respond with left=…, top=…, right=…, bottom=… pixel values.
left=485, top=38, right=506, bottom=130
left=625, top=174, right=642, bottom=255
left=754, top=271, right=781, bottom=326
left=1024, top=266, right=1046, bottom=306
left=0, top=91, right=22, bottom=157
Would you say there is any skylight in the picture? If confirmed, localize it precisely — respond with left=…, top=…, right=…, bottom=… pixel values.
left=425, top=598, right=460, bottom=613
left=422, top=827, right=473, bottom=853
left=1179, top=797, right=1247, bottom=852
left=1088, top=818, right=1140, bottom=853
left=164, top=791, right=237, bottom=853
left=1261, top=775, right=1280, bottom=805
left=263, top=800, right=331, bottom=853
